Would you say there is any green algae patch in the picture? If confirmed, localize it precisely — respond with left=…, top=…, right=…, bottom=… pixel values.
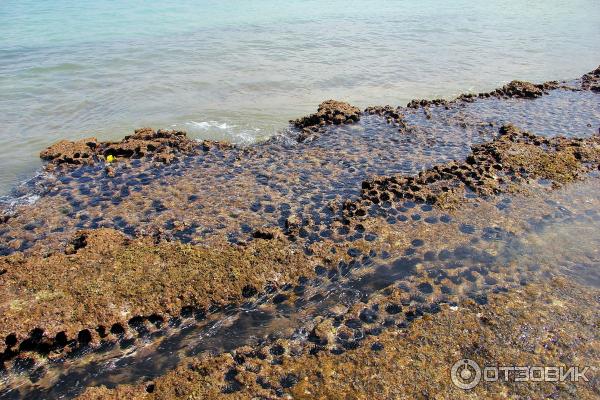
left=78, top=278, right=600, bottom=400
left=0, top=228, right=315, bottom=351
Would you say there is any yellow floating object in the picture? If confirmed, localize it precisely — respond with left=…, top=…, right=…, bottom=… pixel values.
left=106, top=154, right=116, bottom=163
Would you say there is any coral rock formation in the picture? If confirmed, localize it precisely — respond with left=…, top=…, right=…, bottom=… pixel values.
left=291, top=100, right=361, bottom=142
left=581, top=65, right=600, bottom=92
left=356, top=125, right=600, bottom=210
left=40, top=128, right=199, bottom=168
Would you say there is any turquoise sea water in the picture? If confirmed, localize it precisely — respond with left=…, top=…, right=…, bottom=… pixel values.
left=0, top=0, right=599, bottom=195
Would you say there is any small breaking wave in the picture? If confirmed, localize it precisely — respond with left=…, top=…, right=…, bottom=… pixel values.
left=188, top=120, right=231, bottom=130
left=0, top=170, right=50, bottom=215
left=177, top=120, right=265, bottom=145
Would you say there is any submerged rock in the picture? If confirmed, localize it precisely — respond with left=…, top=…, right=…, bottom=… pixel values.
left=252, top=226, right=284, bottom=240
left=284, top=215, right=301, bottom=235
left=406, top=78, right=562, bottom=109
left=200, top=139, right=236, bottom=152
left=406, top=98, right=449, bottom=109
left=78, top=278, right=600, bottom=399
left=2, top=67, right=599, bottom=398
left=0, top=228, right=316, bottom=353
left=364, top=105, right=406, bottom=126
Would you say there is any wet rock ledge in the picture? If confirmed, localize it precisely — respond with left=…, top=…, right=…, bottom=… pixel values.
left=79, top=278, right=600, bottom=399
left=355, top=125, right=600, bottom=210
left=0, top=65, right=597, bottom=396
left=581, top=65, right=600, bottom=92
left=0, top=228, right=320, bottom=356
left=2, top=123, right=599, bottom=364
left=39, top=128, right=227, bottom=169
left=291, top=100, right=361, bottom=142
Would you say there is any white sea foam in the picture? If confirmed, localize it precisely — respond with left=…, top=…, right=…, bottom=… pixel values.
left=0, top=188, right=42, bottom=216
left=188, top=120, right=231, bottom=130
left=179, top=120, right=263, bottom=145
left=0, top=168, right=53, bottom=214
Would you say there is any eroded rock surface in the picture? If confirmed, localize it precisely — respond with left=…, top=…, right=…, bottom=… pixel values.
left=0, top=228, right=317, bottom=353
left=40, top=138, right=100, bottom=166
left=78, top=278, right=600, bottom=400
left=356, top=125, right=600, bottom=211
left=40, top=128, right=199, bottom=169
left=364, top=105, right=406, bottom=126
left=490, top=80, right=555, bottom=99
left=291, top=100, right=361, bottom=141
left=3, top=122, right=599, bottom=365
left=0, top=67, right=599, bottom=398
left=582, top=65, right=600, bottom=92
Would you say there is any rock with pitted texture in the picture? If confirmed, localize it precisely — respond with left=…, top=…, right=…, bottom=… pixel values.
left=40, top=138, right=99, bottom=165
left=291, top=100, right=361, bottom=142
left=40, top=128, right=200, bottom=169
left=581, top=65, right=600, bottom=92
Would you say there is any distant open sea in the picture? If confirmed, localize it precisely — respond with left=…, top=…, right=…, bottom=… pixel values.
left=0, top=0, right=599, bottom=195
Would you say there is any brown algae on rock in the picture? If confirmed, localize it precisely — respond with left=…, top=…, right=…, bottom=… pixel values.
left=291, top=100, right=361, bottom=142
left=78, top=278, right=600, bottom=399
left=40, top=128, right=200, bottom=169
left=291, top=100, right=361, bottom=129
left=0, top=228, right=318, bottom=353
left=0, top=66, right=599, bottom=398
left=581, top=65, right=600, bottom=92
left=356, top=124, right=600, bottom=210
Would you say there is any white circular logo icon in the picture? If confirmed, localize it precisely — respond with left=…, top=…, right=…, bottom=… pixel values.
left=451, top=359, right=481, bottom=390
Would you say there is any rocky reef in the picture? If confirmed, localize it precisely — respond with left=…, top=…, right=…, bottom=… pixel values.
left=487, top=79, right=559, bottom=99
left=6, top=122, right=598, bottom=349
left=355, top=124, right=600, bottom=211
left=581, top=65, right=600, bottom=92
left=40, top=128, right=200, bottom=169
left=405, top=75, right=573, bottom=109
left=291, top=100, right=361, bottom=142
left=0, top=228, right=320, bottom=354
left=364, top=105, right=406, bottom=126
left=0, top=65, right=599, bottom=399
left=78, top=278, right=600, bottom=400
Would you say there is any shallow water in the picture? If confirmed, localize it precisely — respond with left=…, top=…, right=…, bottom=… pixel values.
left=2, top=178, right=600, bottom=399
left=0, top=84, right=599, bottom=398
left=1, top=86, right=599, bottom=256
left=1, top=0, right=600, bottom=194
